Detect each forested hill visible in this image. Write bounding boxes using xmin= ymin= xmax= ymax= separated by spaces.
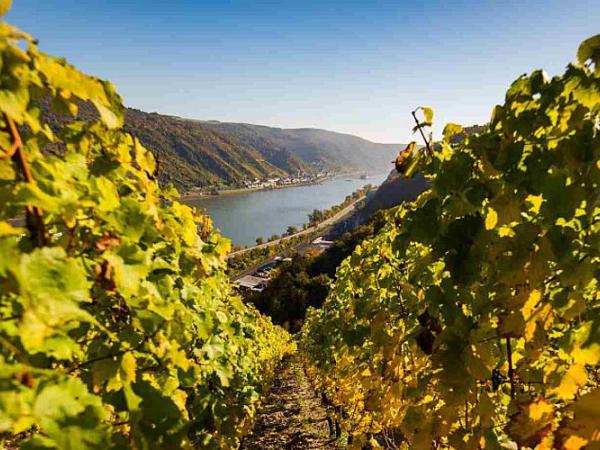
xmin=41 ymin=102 xmax=400 ymax=190
xmin=201 ymin=121 xmax=400 ymax=174
xmin=124 ymin=108 xmax=305 ymax=189
xmin=127 ymin=113 xmax=402 ymax=190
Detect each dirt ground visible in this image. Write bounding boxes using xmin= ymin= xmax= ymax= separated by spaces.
xmin=240 ymin=356 xmax=341 ymax=450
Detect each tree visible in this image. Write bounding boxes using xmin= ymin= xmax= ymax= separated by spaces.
xmin=287 ymin=225 xmax=298 ymax=235
xmin=256 ymin=236 xmax=264 ymax=245
xmin=309 ymin=208 xmax=324 ymax=224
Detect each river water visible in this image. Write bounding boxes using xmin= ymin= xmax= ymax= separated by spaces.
xmin=184 ymin=172 xmax=389 ymax=247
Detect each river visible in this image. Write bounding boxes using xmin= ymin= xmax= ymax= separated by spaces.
xmin=183 ymin=172 xmax=389 ymax=247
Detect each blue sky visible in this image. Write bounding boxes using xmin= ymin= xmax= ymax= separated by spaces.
xmin=6 ymin=1 xmax=599 ymax=142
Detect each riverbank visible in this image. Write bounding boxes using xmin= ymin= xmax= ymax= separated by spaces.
xmin=227 ymin=194 xmax=365 ymax=259
xmin=184 ymin=172 xmax=388 ymax=247
xmin=180 ymin=174 xmax=334 ymax=200
xmin=179 ymin=170 xmax=378 ymax=201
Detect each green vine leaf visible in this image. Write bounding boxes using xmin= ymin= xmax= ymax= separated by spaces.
xmin=300 ymin=34 xmax=600 ymax=449
xmin=0 ymin=16 xmax=293 ymax=448
xmin=577 ymin=34 xmax=600 ymax=70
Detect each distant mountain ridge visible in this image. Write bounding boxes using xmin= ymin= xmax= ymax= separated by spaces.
xmin=201 ymin=121 xmax=400 ymax=174
xmin=40 ymin=102 xmax=402 ymax=190
xmin=150 ymin=114 xmax=402 ymax=189
xmin=124 ymin=109 xmax=306 ymax=189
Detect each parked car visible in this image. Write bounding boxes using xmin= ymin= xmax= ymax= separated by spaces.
xmin=256 ymin=270 xmax=270 ymax=279
xmin=250 ymin=284 xmax=266 ymax=292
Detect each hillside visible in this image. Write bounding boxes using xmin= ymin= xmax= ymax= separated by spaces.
xmin=124 ymin=109 xmax=307 ymax=189
xmin=135 ymin=113 xmax=400 ymax=190
xmin=359 ymin=169 xmax=429 ymax=219
xmin=2 ymin=4 xmax=598 ymax=449
xmin=203 ymin=121 xmax=399 ymax=173
xmin=42 ymin=102 xmax=400 ymax=190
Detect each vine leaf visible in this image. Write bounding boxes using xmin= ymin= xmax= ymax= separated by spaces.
xmin=393 ymin=141 xmax=416 ymax=174
xmin=420 ymin=106 xmax=434 ymax=124
xmin=505 ymin=398 xmax=555 ymax=449
xmin=556 ymin=389 xmax=600 ymax=449
xmin=0 ymin=0 xmax=11 ymax=17
xmin=442 ymin=123 xmax=463 ymax=141
xmin=577 ymin=34 xmax=600 ymax=69
xmin=485 ymin=207 xmax=498 ymax=230
xmin=550 ymin=364 xmax=587 ymax=401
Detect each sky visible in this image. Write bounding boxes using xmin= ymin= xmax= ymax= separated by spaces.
xmin=6 ymin=1 xmax=600 ymax=143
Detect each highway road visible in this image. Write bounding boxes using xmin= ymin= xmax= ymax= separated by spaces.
xmin=230 ymin=197 xmax=363 ymax=282
xmin=227 ymin=196 xmax=365 ymax=259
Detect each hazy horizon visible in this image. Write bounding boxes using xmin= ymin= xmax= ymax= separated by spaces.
xmin=10 ymin=0 xmax=599 ymax=142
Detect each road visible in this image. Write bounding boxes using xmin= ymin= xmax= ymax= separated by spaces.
xmin=227 ymin=196 xmax=365 ymax=259
xmin=230 ymin=196 xmax=363 ymax=282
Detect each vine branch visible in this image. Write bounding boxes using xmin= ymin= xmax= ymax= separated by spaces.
xmin=506 ymin=337 xmax=516 ymax=399
xmin=3 ymin=114 xmax=47 ymax=247
xmin=411 ymin=109 xmax=433 ymax=156
xmin=68 ymin=326 xmax=162 ymax=373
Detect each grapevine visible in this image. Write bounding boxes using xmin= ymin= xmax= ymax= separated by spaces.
xmin=301 ymin=35 xmax=600 ymax=449
xmin=0 ymin=5 xmax=291 ymax=449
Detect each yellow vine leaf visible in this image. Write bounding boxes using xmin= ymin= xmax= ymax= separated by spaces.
xmin=0 ymin=0 xmax=11 ymax=17
xmin=0 ymin=221 xmax=22 ymax=236
xmin=172 ymin=389 xmax=189 ymax=416
xmin=530 ymin=398 xmax=554 ymax=421
xmin=485 ymin=207 xmax=498 ymax=230
xmin=498 ymin=225 xmax=516 ymax=237
xmin=551 ymin=364 xmax=587 ymax=401
xmin=506 ymin=398 xmax=555 ymax=448
xmin=120 ymin=352 xmax=137 ymax=384
xmin=523 ymin=289 xmax=542 ymax=319
xmin=442 ymin=123 xmax=463 ymax=141
xmin=556 ymin=389 xmax=600 ymax=449
xmin=523 ymin=289 xmax=544 ymax=340
xmin=526 ymin=194 xmax=544 ymax=214
xmin=420 ymin=106 xmax=434 ymax=123
xmin=562 ymin=435 xmax=589 ymax=450
xmin=572 ymin=344 xmax=600 ymax=366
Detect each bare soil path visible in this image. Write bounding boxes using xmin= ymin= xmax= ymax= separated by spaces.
xmin=240 ymin=356 xmax=340 ymax=450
